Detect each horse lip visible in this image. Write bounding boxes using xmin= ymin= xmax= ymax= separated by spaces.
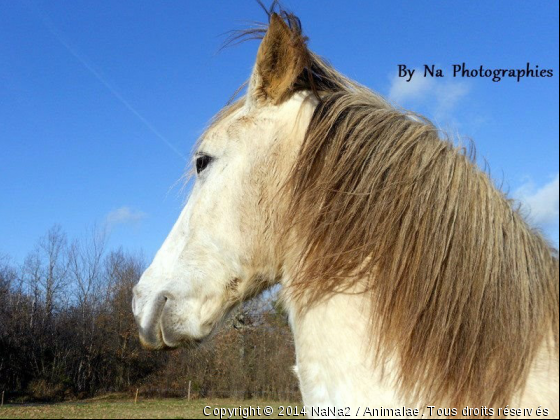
xmin=136 ymin=292 xmax=168 ymax=349
xmin=131 ymin=286 xmax=139 ymax=316
xmin=140 ymin=329 xmax=170 ymax=351
xmin=131 ymin=295 xmax=137 ymax=315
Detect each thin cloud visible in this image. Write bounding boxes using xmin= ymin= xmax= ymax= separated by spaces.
xmin=388 ymin=69 xmax=470 ymax=122
xmin=515 ymin=174 xmax=559 ymax=227
xmin=105 ymin=207 xmax=147 ymax=229
xmin=388 ymin=71 xmax=434 ymax=104
xmin=433 ymin=82 xmax=470 ymax=121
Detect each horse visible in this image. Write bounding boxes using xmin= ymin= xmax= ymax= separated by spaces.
xmin=132 ymin=8 xmax=559 ymax=418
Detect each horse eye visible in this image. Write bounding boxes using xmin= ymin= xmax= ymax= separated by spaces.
xmin=195 ymin=154 xmax=213 ymax=175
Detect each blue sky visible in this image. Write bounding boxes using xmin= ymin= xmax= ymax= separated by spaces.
xmin=1 ymin=1 xmax=558 ymax=264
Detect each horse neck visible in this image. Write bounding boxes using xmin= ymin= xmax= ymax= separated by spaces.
xmin=281 ymin=285 xmax=402 ymax=408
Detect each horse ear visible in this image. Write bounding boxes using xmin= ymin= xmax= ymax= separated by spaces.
xmin=248 ymin=13 xmax=309 ymax=106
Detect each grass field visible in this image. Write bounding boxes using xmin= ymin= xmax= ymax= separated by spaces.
xmin=0 ymin=398 xmax=304 ymax=419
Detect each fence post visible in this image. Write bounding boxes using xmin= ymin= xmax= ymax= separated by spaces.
xmin=187 ymin=381 xmax=192 ymax=401
xmin=1 ymin=391 xmax=4 ymax=407
xmin=134 ymin=388 xmax=139 ymax=404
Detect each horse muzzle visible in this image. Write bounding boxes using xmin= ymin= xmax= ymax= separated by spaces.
xmin=132 ymin=281 xmax=216 ymax=350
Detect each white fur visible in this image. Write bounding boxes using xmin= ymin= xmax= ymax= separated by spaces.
xmin=133 ymin=90 xmax=558 ymax=418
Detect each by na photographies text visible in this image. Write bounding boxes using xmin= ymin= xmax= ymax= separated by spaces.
xmin=398 ymin=63 xmax=554 ymax=82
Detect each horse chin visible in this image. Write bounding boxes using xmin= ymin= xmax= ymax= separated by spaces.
xmin=158 ymin=305 xmax=238 ymax=351
xmin=155 ymin=325 xmax=207 ymax=351
xmin=140 ymin=324 xmax=209 ymax=351
xmin=139 ymin=335 xmax=172 ymax=351
xmin=159 ymin=310 xmax=227 ymax=351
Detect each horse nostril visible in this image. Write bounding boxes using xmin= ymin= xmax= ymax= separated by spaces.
xmin=159 ymin=294 xmax=170 ymax=310
xmin=161 ymin=291 xmax=173 ymax=303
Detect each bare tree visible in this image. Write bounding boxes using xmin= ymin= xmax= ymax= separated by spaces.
xmin=68 ymin=224 xmax=106 ymax=314
xmin=0 ymin=225 xmax=300 ymax=403
xmin=40 ymin=225 xmax=68 ymax=318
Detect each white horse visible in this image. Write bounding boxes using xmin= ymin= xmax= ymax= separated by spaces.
xmin=133 ymin=10 xmax=559 ymax=418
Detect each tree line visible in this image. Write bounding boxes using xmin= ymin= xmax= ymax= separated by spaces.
xmin=0 ymin=225 xmax=299 ymax=402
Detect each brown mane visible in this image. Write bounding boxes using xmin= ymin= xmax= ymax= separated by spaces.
xmin=221 ymin=4 xmax=560 ymax=410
